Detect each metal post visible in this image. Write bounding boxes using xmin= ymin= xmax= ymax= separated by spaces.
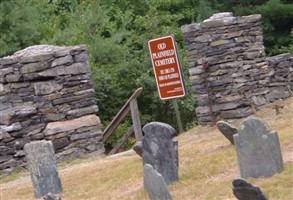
xmin=172 ymin=99 xmax=184 ymax=133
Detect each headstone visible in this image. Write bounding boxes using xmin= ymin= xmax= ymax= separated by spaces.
xmin=232 ymin=178 xmax=267 ymax=200
xmin=24 ymin=140 xmax=62 ymax=198
xmin=216 ymin=121 xmax=238 ymax=144
xmin=43 ymin=192 xmax=62 ymax=200
xmin=143 ymin=164 xmax=173 ymax=200
xmin=142 ymin=122 xmax=178 ymax=184
xmin=234 ymin=117 xmax=284 ymax=178
xmin=132 ymin=141 xmax=142 ymax=157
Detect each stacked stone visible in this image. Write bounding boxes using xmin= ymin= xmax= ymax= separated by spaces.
xmin=181 ymin=12 xmax=287 ymax=124
xmin=266 ymin=53 xmax=293 ymax=101
xmin=0 ymin=45 xmax=104 ymax=173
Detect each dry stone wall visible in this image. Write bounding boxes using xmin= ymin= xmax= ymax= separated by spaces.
xmin=266 ymin=53 xmax=293 ymax=101
xmin=0 ymin=45 xmax=104 ymax=173
xmin=181 ymin=12 xmax=293 ymax=124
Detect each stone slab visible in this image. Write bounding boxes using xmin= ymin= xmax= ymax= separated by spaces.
xmin=232 ymin=178 xmax=267 ymax=200
xmin=216 ymin=121 xmax=238 ymax=144
xmin=44 ymin=115 xmax=100 ymax=136
xmin=143 ymin=164 xmax=173 ymax=200
xmin=34 ymin=81 xmax=62 ymax=95
xmin=142 ymin=122 xmax=178 ymax=184
xmin=24 ymin=140 xmax=62 ymax=198
xmin=132 ymin=141 xmax=142 ymax=157
xmin=234 ymin=117 xmax=284 ymax=178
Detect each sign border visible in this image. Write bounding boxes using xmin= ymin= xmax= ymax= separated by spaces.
xmin=148 ymin=35 xmax=187 ymax=100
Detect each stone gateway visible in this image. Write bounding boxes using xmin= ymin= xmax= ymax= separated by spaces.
xmin=182 ymin=12 xmax=293 ymax=124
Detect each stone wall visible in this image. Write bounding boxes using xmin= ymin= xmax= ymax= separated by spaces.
xmin=181 ymin=12 xmax=292 ymax=124
xmin=266 ymin=53 xmax=293 ymax=101
xmin=0 ymin=45 xmax=104 ymax=174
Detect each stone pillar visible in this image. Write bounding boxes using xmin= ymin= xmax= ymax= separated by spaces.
xmin=181 ymin=13 xmax=269 ymax=124
xmin=0 ymin=44 xmax=104 ymax=174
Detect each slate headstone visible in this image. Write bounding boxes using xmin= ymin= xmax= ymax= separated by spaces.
xmin=234 ymin=117 xmax=284 ymax=178
xmin=143 ymin=164 xmax=173 ymax=200
xmin=24 ymin=140 xmax=62 ymax=198
xmin=142 ymin=122 xmax=178 ymax=184
xmin=232 ymin=178 xmax=267 ymax=200
xmin=216 ymin=121 xmax=238 ymax=144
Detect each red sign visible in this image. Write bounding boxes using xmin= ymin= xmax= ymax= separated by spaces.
xmin=148 ymin=35 xmax=186 ymax=100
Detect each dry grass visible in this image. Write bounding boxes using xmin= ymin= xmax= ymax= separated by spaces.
xmin=1 ymin=97 xmax=292 ymax=200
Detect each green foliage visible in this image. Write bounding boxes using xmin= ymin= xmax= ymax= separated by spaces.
xmin=104 ymin=120 xmax=134 ymax=151
xmin=280 ymin=28 xmax=293 ymax=53
xmin=216 ymin=0 xmax=293 ymax=55
xmin=0 ymin=0 xmax=43 ymax=56
xmin=255 ymin=0 xmax=293 ymax=55
xmin=196 ymin=0 xmax=218 ymax=22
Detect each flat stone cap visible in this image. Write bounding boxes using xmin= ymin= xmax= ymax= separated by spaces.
xmin=0 ymin=44 xmax=87 ymax=65
xmin=14 ymin=44 xmax=86 ymax=57
xmin=203 ymin=12 xmax=233 ymax=22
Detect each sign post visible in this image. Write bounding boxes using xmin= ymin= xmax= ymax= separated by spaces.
xmin=148 ymin=35 xmax=186 ymax=133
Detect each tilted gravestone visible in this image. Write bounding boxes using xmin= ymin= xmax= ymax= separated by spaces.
xmin=142 ymin=122 xmax=178 ymax=184
xmin=232 ymin=178 xmax=267 ymax=200
xmin=132 ymin=141 xmax=142 ymax=157
xmin=234 ymin=117 xmax=284 ymax=178
xmin=143 ymin=164 xmax=173 ymax=200
xmin=216 ymin=121 xmax=238 ymax=144
xmin=24 ymin=140 xmax=62 ymax=198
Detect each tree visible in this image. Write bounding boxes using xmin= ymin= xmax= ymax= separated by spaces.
xmin=215 ymin=0 xmax=293 ymax=55
xmin=0 ymin=0 xmax=43 ymax=56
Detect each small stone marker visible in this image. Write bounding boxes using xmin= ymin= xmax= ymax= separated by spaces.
xmin=143 ymin=164 xmax=173 ymax=200
xmin=132 ymin=141 xmax=142 ymax=157
xmin=274 ymin=104 xmax=284 ymax=115
xmin=216 ymin=121 xmax=238 ymax=144
xmin=234 ymin=117 xmax=284 ymax=178
xmin=142 ymin=122 xmax=178 ymax=184
xmin=24 ymin=140 xmax=62 ymax=198
xmin=43 ymin=192 xmax=62 ymax=200
xmin=232 ymin=178 xmax=267 ymax=200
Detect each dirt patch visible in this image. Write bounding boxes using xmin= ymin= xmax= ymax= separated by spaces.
xmin=282 ymin=140 xmax=293 ymax=164
xmin=0 ymin=175 xmax=31 ymax=191
xmin=205 ymin=167 xmax=239 ymax=183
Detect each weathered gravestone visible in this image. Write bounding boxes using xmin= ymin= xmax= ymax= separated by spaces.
xmin=142 ymin=122 xmax=178 ymax=184
xmin=143 ymin=164 xmax=173 ymax=200
xmin=216 ymin=121 xmax=238 ymax=144
xmin=232 ymin=178 xmax=267 ymax=200
xmin=234 ymin=117 xmax=284 ymax=178
xmin=24 ymin=140 xmax=62 ymax=198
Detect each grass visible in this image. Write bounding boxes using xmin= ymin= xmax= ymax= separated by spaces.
xmin=0 ymin=97 xmax=292 ymax=200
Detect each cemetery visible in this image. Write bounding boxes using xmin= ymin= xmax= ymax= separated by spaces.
xmin=0 ymin=97 xmax=292 ymax=199
xmin=1 ymin=11 xmax=293 ymax=200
